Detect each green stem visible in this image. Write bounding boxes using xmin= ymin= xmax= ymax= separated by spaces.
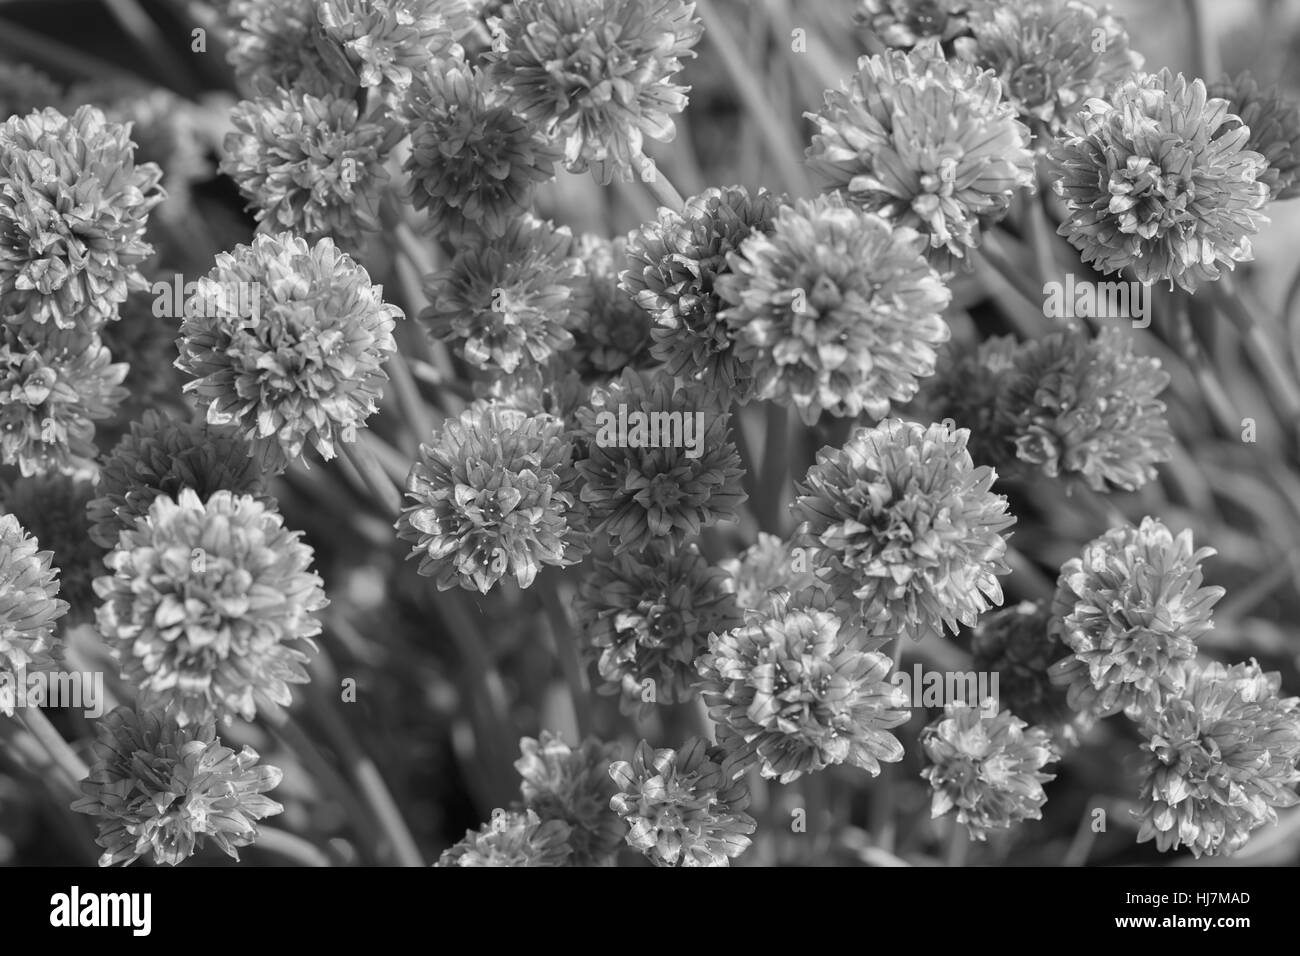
xmin=539 ymin=570 xmax=593 ymax=739
xmin=17 ymin=708 xmax=88 ymax=792
xmin=255 ymin=826 xmax=332 ymax=867
xmin=642 ymin=166 xmax=686 ymax=213
xmin=1183 ymin=0 xmax=1221 ymax=81
xmin=339 ymin=438 xmax=404 ymax=516
xmin=1211 ymin=280 xmax=1300 ymax=427
xmin=729 ymin=405 xmax=762 ymax=512
xmin=946 ymin=823 xmax=969 ymax=867
xmin=757 ymin=402 xmax=789 ymax=534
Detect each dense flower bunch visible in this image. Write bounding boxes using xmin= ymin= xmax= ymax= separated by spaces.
xmin=515 ymin=732 xmax=624 ymax=865
xmin=1049 ymin=69 xmax=1270 ymax=291
xmin=72 ymin=706 xmax=284 ymax=866
xmin=792 ymin=418 xmax=1015 ymax=639
xmin=1133 ymin=660 xmax=1300 ymax=858
xmin=806 ymin=39 xmax=1035 ymax=270
xmin=569 ymin=233 xmax=652 ymax=377
xmin=176 ymin=232 xmax=402 ymax=471
xmin=622 ymin=185 xmax=783 ymax=396
xmin=921 ymin=701 xmax=1058 ymax=840
xmin=574 ymin=369 xmax=746 ymax=553
xmin=487 ymin=0 xmax=703 ymax=184
xmin=1207 ymin=72 xmax=1300 ymax=202
xmin=608 ymin=737 xmax=755 ymax=866
xmin=1048 ymin=517 xmax=1225 ymax=719
xmin=437 ymin=808 xmax=574 ymax=866
xmin=853 ymin=0 xmax=985 ymax=50
xmin=721 ymin=533 xmax=827 ymax=614
xmin=94 ymin=489 xmax=327 ymax=727
xmin=574 ymin=540 xmax=739 ymax=713
xmin=718 ymin=196 xmax=952 ymax=425
xmin=2 ymin=475 xmax=98 ymax=619
xmin=697 ymin=603 xmax=910 ymax=782
xmin=0 ymin=514 xmax=66 ymax=714
xmin=914 ymin=335 xmax=1019 ymax=468
xmin=397 ymin=402 xmax=589 ymax=592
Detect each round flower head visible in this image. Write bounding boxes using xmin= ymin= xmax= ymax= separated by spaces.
xmin=574 ymin=540 xmax=740 ymax=714
xmin=0 ymin=335 xmax=127 ymax=477
xmin=223 ymin=0 xmax=353 ymax=97
xmin=176 ymin=232 xmax=402 ymax=472
xmin=0 ymin=514 xmax=67 ymax=715
xmin=575 ymin=369 xmax=746 ymax=554
xmin=721 ymin=532 xmax=828 ymax=615
xmin=515 ymin=732 xmax=623 ymax=866
xmin=93 ymin=489 xmax=327 ymax=727
xmin=697 ymin=604 xmax=911 ymax=783
xmin=622 ymin=185 xmax=783 ymax=397
xmin=436 ymin=808 xmax=573 ymax=867
xmin=1047 ymin=517 xmax=1224 ymax=719
xmin=1049 ymin=69 xmax=1269 ymax=292
xmin=421 ymin=216 xmax=582 ymax=375
xmin=397 ymin=402 xmax=589 ymax=593
xmin=317 ymin=0 xmax=474 ymax=96
xmin=853 ymin=0 xmax=984 ymax=50
xmin=792 ymin=418 xmax=1015 ymax=640
xmin=487 ymin=0 xmax=703 ymax=184
xmin=0 ymin=106 xmax=163 ymax=336
xmin=806 ymin=40 xmax=1035 ymax=271
xmin=956 ymin=0 xmax=1143 ymax=144
xmin=71 ymin=706 xmax=283 ymax=867
xmin=222 ymin=88 xmax=401 ymax=246
xmin=718 ymin=195 xmax=952 ymax=425
xmin=0 ymin=63 xmax=63 ymax=118
xmin=87 ymin=410 xmax=269 ymax=550
xmin=914 ymin=334 xmax=1019 ymax=468
xmin=570 ymin=233 xmax=652 ymax=377
xmin=403 ymin=63 xmax=560 ymax=239
xmin=1208 ymin=72 xmax=1300 ymax=202
xmin=921 ymin=701 xmax=1058 ymax=841
xmin=2 ymin=475 xmax=97 ymax=622
xmin=997 ymin=327 xmax=1173 ymax=492
xmin=1134 ymin=660 xmax=1300 ymax=859
xmin=608 ymin=737 xmax=756 ymax=867
xmin=972 ymin=599 xmax=1087 ymax=746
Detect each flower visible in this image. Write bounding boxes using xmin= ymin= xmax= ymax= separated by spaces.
xmin=718 ymin=195 xmax=951 ymax=425
xmin=421 ymin=216 xmax=582 ymax=374
xmin=1134 ymin=660 xmax=1300 ymax=858
xmin=436 ymin=808 xmax=573 ymax=866
xmin=221 ymin=88 xmax=400 ymax=246
xmin=697 ymin=604 xmax=910 ymax=783
xmin=574 ymin=540 xmax=740 ymax=713
xmin=569 ymin=233 xmax=652 ymax=377
xmin=956 ymin=0 xmax=1143 ymax=144
xmin=1049 ymin=69 xmax=1269 ymax=291
xmin=2 ymin=475 xmax=97 ymax=621
xmin=806 ymin=40 xmax=1035 ymax=271
xmin=515 ymin=732 xmax=624 ymax=866
xmin=913 ymin=335 xmax=1019 ymax=468
xmin=397 ymin=402 xmax=589 ymax=593
xmin=575 ymin=369 xmax=746 ymax=553
xmin=0 ymin=106 xmax=163 ymax=337
xmin=853 ymin=0 xmax=985 ymax=49
xmin=971 ymin=599 xmax=1086 ymax=746
xmin=176 ymin=232 xmax=402 ymax=472
xmin=1208 ymin=72 xmax=1300 ymax=202
xmin=1048 ymin=517 xmax=1225 ymax=719
xmin=0 ymin=514 xmax=67 ymax=715
xmin=317 ymin=0 xmax=474 ymax=95
xmin=0 ymin=335 xmax=127 ymax=477
xmin=792 ymin=418 xmax=1015 ymax=640
xmin=93 ymin=488 xmax=326 ymax=727
xmin=223 ymin=0 xmax=352 ymax=98
xmin=621 ymin=185 xmax=782 ymax=397
xmin=608 ymin=737 xmax=756 ymax=867
xmin=487 ymin=0 xmax=703 ymax=184
xmin=71 ymin=706 xmax=283 ymax=867
xmin=403 ymin=63 xmax=560 ymax=239
xmin=921 ymin=701 xmax=1058 ymax=841
xmin=87 ymin=410 xmax=270 ymax=550
xmin=721 ymin=532 xmax=827 ymax=614
xmin=997 ymin=327 xmax=1173 ymax=492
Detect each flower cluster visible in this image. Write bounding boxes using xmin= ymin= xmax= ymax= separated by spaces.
xmin=721 ymin=533 xmax=827 ymax=614
xmin=697 ymin=604 xmax=910 ymax=783
xmin=853 ymin=0 xmax=984 ymax=50
xmin=515 ymin=732 xmax=624 ymax=866
xmin=72 ymin=706 xmax=284 ymax=867
xmin=0 ymin=514 xmax=66 ymax=715
xmin=608 ymin=737 xmax=756 ymax=867
xmin=806 ymin=39 xmax=1035 ymax=270
xmin=2 ymin=475 xmax=98 ymax=620
xmin=1207 ymin=72 xmax=1300 ymax=203
xmin=1048 ymin=517 xmax=1225 ymax=719
xmin=437 ymin=808 xmax=574 ymax=866
xmin=792 ymin=418 xmax=1015 ymax=640
xmin=569 ymin=233 xmax=652 ymax=378
xmin=93 ymin=489 xmax=327 ymax=727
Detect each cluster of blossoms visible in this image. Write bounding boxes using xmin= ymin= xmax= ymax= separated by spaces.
xmin=0 ymin=514 xmax=67 ymax=714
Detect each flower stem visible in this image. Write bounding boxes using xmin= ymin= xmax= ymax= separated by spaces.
xmin=540 ymin=569 xmax=593 ymax=739
xmin=641 ymin=166 xmax=686 ymax=213
xmin=729 ymin=404 xmax=763 ymax=511
xmin=945 ymin=823 xmax=969 ymax=866
xmin=1183 ymin=0 xmax=1221 ymax=81
xmin=1211 ymin=279 xmax=1300 ymax=430
xmin=16 ymin=708 xmax=88 ymax=792
xmin=757 ymin=402 xmax=789 ymax=534
xmin=255 ymin=826 xmax=332 ymax=867
xmin=339 ymin=438 xmax=404 ymax=516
